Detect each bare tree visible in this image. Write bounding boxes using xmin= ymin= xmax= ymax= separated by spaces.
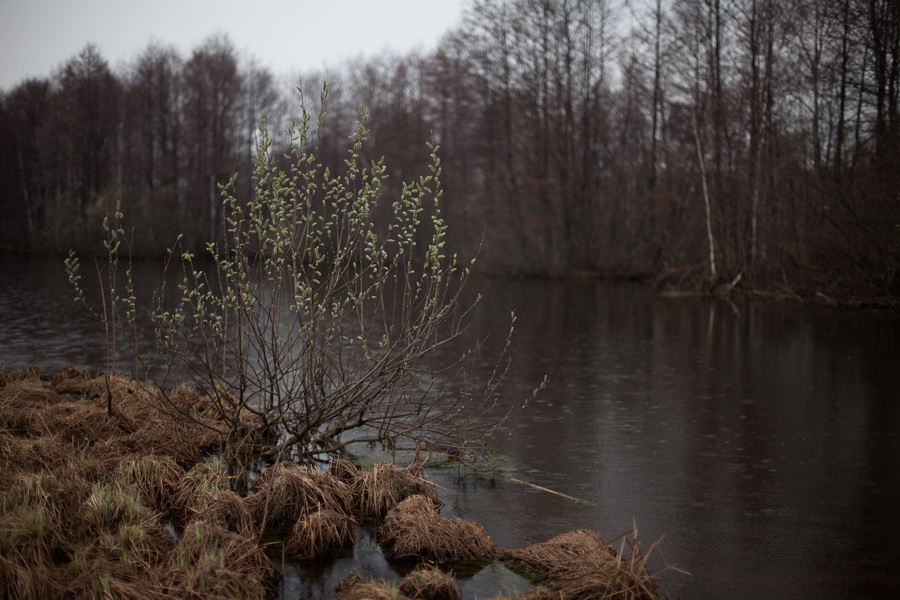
xmin=182 ymin=34 xmax=244 ymax=249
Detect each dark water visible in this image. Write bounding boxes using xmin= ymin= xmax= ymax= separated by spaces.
xmin=2 ymin=255 xmax=899 ymax=599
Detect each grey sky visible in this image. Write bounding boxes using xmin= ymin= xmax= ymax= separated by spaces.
xmin=0 ymin=0 xmax=469 ymax=90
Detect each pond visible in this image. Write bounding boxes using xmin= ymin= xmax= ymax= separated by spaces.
xmin=1 ymin=254 xmax=898 ymax=599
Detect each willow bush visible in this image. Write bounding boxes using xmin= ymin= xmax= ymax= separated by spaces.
xmin=68 ymin=89 xmax=531 ymax=463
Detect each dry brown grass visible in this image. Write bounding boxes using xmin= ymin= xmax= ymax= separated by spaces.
xmin=0 ymin=368 xmax=292 ymax=598
xmin=352 ymin=461 xmax=440 ymax=517
xmin=113 ymin=454 xmax=185 ymax=513
xmin=284 ymin=508 xmax=356 ymax=558
xmin=245 ymin=461 xmax=353 ymax=527
xmin=398 ymin=564 xmax=463 ymax=600
xmin=49 ymin=365 xmax=93 ymax=390
xmin=0 ymin=555 xmax=61 ymax=600
xmin=337 ymin=572 xmax=413 ymax=600
xmin=19 ymin=434 xmax=76 ymax=471
xmin=0 ymin=432 xmax=27 ymax=487
xmin=381 ymin=494 xmax=498 ymax=561
xmin=1 ymin=472 xmax=70 ymax=560
xmin=66 ymin=563 xmax=173 ymax=600
xmin=0 ymin=365 xmax=47 ymax=386
xmin=329 ymin=457 xmax=359 ymax=482
xmin=28 ymin=399 xmax=138 ymax=443
xmin=2 ymin=372 xmax=221 ymax=468
xmin=508 ymin=528 xmax=668 ymax=600
xmin=76 ymin=482 xmax=156 ymax=536
xmin=383 ymin=494 xmax=440 ymax=523
xmin=509 ymin=529 xmax=617 ymax=577
xmin=509 ymin=586 xmax=567 ymax=599
xmin=0 ymin=377 xmax=62 ymax=433
xmin=122 ymin=415 xmax=221 ymax=466
xmin=171 ymin=459 xmax=231 ymax=518
xmin=49 ymin=370 xmax=145 ymax=407
xmin=167 ymin=520 xmax=277 ymax=599
xmin=188 ymin=489 xmax=257 ymax=536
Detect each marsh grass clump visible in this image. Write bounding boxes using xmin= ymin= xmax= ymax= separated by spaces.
xmin=398 ymin=564 xmax=463 ymax=600
xmin=329 ymin=457 xmax=359 ymax=483
xmin=0 ymin=556 xmax=60 ymax=600
xmin=73 ymin=566 xmax=171 ymax=600
xmin=0 ymin=432 xmax=27 ymax=486
xmin=1 ymin=473 xmax=69 ymax=559
xmin=0 ymin=368 xmax=299 ymax=597
xmin=337 ymin=572 xmax=412 ymax=600
xmin=123 ymin=413 xmax=221 ymax=466
xmin=0 ymin=376 xmax=61 ymax=434
xmin=50 ymin=373 xmax=136 ymax=402
xmin=245 ymin=462 xmax=352 ymax=527
xmin=173 ymin=459 xmax=230 ymax=500
xmin=189 ymin=489 xmax=256 ymax=536
xmin=0 ymin=365 xmax=47 ymax=387
xmin=382 ymin=494 xmax=440 ymax=524
xmin=77 ymin=482 xmax=153 ymax=536
xmin=101 ymin=521 xmax=174 ymax=567
xmin=509 ymin=529 xmax=618 ymax=577
xmin=19 ymin=434 xmax=75 ymax=472
xmin=353 ymin=461 xmax=439 ymax=517
xmin=167 ymin=520 xmax=277 ymax=599
xmin=380 ymin=494 xmax=498 ymax=561
xmin=113 ymin=455 xmax=185 ymax=514
xmin=284 ymin=508 xmax=356 ymax=558
xmin=508 ymin=528 xmax=668 ymax=600
xmin=49 ymin=365 xmax=93 ymax=390
xmin=29 ymin=399 xmax=137 ymax=443
xmin=67 ymin=519 xmax=175 ymax=596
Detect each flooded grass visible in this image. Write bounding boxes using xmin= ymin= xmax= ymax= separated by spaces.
xmin=1 ymin=366 xmax=674 ymax=599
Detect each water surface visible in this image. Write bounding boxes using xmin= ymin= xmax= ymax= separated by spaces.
xmin=1 ymin=255 xmax=898 ymax=599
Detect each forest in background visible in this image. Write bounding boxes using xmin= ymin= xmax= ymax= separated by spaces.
xmin=1 ymin=0 xmax=897 ymax=303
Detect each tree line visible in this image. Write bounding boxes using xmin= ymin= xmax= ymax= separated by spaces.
xmin=1 ymin=0 xmax=897 ymax=302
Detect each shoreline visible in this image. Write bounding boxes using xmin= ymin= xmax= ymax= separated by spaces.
xmin=1 ymin=366 xmax=674 ymax=599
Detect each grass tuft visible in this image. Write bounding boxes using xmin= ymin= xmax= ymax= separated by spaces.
xmin=380 ymin=494 xmax=498 ymax=561
xmin=352 ymin=461 xmax=439 ymax=517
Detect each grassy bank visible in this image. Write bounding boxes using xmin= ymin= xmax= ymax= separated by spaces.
xmin=1 ymin=366 xmax=674 ymax=599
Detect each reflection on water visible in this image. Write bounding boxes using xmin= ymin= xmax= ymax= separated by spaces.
xmin=1 ymin=255 xmax=898 ymax=599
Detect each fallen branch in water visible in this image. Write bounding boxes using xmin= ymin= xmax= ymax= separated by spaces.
xmin=508 ymin=477 xmax=594 ymax=505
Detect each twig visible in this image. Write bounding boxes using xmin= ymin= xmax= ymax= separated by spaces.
xmin=508 ymin=478 xmax=594 ymax=505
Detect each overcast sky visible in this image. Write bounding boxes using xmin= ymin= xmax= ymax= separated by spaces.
xmin=0 ymin=0 xmax=470 ymax=91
